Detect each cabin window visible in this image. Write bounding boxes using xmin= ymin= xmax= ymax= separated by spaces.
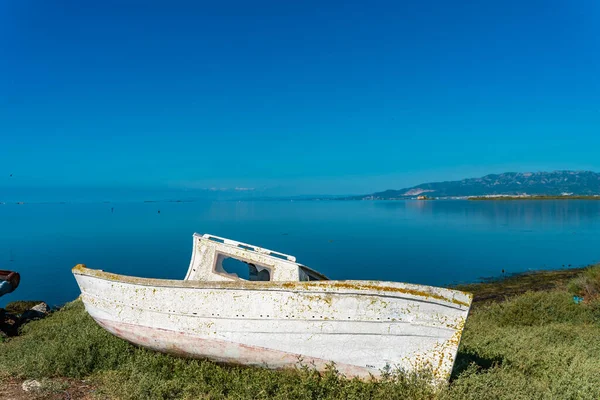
xmin=217 ymin=255 xmax=271 ymax=281
xmin=248 ymin=264 xmax=271 ymax=281
xmin=299 ymin=266 xmax=325 ymax=281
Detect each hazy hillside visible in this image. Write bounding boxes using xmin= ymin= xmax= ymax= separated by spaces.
xmin=361 ymin=171 xmax=600 ymax=199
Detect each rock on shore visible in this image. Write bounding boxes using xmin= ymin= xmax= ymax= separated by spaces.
xmin=0 ymin=301 xmax=51 ymax=337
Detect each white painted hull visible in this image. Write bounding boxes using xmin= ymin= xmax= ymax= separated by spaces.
xmin=73 ymin=266 xmax=471 ymax=382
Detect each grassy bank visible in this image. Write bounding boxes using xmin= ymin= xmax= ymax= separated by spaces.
xmin=2 ymin=265 xmax=600 ymax=399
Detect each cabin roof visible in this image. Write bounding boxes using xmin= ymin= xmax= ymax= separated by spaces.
xmin=191 ymin=233 xmax=330 ymax=281
xmin=194 ymin=233 xmax=297 ymax=262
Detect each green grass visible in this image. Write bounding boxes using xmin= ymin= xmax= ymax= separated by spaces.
xmin=446 ymin=290 xmax=600 ymax=399
xmin=3 ymin=266 xmax=600 ymax=399
xmin=568 ymin=266 xmax=600 ymax=302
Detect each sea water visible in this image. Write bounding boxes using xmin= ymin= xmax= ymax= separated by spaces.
xmin=1 ymin=200 xmax=599 ymax=307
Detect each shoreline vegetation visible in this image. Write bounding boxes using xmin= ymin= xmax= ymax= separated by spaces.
xmin=2 ymin=265 xmax=600 ymax=399
xmin=468 ymin=195 xmax=600 ymax=201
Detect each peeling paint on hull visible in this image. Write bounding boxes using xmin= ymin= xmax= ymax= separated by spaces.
xmin=74 ymin=269 xmax=472 ymax=382
xmin=72 ymin=233 xmax=472 ymax=382
xmin=95 ymin=317 xmax=372 ymax=378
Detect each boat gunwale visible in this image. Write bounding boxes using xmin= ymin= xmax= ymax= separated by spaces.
xmin=72 ymin=264 xmax=472 ymax=308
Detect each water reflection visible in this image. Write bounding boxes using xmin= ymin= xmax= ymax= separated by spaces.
xmin=375 ymin=200 xmax=600 ymax=229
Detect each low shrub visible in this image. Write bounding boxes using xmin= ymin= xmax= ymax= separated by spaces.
xmin=568 ymin=264 xmax=600 ymax=302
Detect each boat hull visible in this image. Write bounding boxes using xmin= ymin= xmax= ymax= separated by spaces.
xmin=95 ymin=317 xmax=372 ymax=377
xmin=73 ymin=266 xmax=472 ymax=382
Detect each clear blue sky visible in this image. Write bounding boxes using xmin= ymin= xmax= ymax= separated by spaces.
xmin=1 ymin=0 xmax=599 ymax=196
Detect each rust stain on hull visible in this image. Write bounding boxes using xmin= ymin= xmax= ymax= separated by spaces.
xmin=73 ymin=264 xmax=471 ymax=308
xmin=71 ymin=233 xmax=472 ymax=384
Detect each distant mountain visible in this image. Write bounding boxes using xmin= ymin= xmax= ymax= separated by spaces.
xmin=360 ymin=171 xmax=600 ymax=199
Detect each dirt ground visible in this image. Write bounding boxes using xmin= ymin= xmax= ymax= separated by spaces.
xmin=454 ymin=267 xmax=585 ymax=307
xmin=0 ymin=378 xmax=97 ymax=400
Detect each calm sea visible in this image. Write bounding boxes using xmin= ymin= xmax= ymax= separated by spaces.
xmin=1 ymin=200 xmax=599 ymax=307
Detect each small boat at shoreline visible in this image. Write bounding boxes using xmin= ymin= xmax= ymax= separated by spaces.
xmin=72 ymin=233 xmax=472 ymax=382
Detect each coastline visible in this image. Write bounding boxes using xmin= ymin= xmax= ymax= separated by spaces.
xmin=468 ymin=195 xmax=600 ymax=201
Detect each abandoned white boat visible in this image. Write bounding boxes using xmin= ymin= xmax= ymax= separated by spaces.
xmin=72 ymin=233 xmax=472 ymax=382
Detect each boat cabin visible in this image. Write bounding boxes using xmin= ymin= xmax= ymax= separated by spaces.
xmin=185 ymin=233 xmax=328 ymax=282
